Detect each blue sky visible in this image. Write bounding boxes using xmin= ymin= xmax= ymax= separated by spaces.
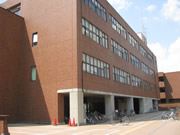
xmin=0 ymin=0 xmax=6 ymax=4
xmin=107 ymin=0 xmax=180 ymax=73
xmin=1 ymin=0 xmax=180 ymax=73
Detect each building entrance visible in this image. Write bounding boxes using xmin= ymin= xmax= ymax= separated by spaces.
xmin=64 ymin=94 xmax=69 ymax=124
xmin=134 ymin=98 xmax=140 ymax=114
xmin=84 ymin=95 xmax=105 ymax=117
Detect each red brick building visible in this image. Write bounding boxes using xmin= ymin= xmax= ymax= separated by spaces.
xmin=0 ymin=0 xmax=159 ymax=125
xmin=158 ymin=72 xmax=180 ymax=109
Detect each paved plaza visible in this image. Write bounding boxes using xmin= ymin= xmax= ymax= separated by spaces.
xmin=8 ymin=111 xmax=180 ymax=135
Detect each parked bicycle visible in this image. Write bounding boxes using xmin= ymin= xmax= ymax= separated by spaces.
xmin=110 ymin=110 xmax=130 ymax=125
xmin=126 ymin=110 xmax=135 ymax=117
xmin=162 ymin=108 xmax=179 ymax=120
xmin=86 ymin=111 xmax=107 ymax=124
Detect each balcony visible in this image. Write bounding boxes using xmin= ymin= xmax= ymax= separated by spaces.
xmin=160 ymin=93 xmax=166 ymax=99
xmin=159 ymin=82 xmax=165 ymax=88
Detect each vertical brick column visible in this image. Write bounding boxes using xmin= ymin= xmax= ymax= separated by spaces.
xmin=0 ymin=115 xmax=10 ymax=135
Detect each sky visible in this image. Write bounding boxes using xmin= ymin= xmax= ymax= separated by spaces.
xmin=1 ymin=0 xmax=180 ymax=73
xmin=107 ymin=0 xmax=180 ymax=73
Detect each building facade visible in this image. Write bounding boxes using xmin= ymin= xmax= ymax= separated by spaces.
xmin=158 ymin=72 xmax=180 ymax=109
xmin=0 ymin=0 xmax=159 ymax=125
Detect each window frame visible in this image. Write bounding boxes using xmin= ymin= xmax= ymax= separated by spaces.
xmin=32 ymin=32 xmax=38 ymax=46
xmin=31 ymin=66 xmax=37 ymax=81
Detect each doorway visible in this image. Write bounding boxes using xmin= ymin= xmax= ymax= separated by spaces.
xmin=134 ymin=98 xmax=140 ymax=114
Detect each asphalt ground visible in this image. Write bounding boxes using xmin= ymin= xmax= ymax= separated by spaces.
xmin=8 ymin=111 xmax=180 ymax=135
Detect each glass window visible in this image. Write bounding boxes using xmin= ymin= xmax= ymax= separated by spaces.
xmin=32 ymin=32 xmax=38 ymax=46
xmin=113 ymin=67 xmax=130 ymax=85
xmin=31 ymin=66 xmax=37 ymax=81
xmin=82 ymin=53 xmax=110 ymax=79
xmin=111 ymin=39 xmax=128 ymax=61
xmin=82 ymin=18 xmax=108 ymax=48
xmin=82 ymin=0 xmax=106 ymax=21
xmin=109 ymin=15 xmax=126 ymax=39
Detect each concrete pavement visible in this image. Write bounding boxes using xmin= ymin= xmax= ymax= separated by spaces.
xmin=8 ymin=111 xmax=180 ymax=135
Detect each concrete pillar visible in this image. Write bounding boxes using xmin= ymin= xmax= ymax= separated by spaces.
xmin=139 ymin=98 xmax=153 ymax=114
xmin=105 ymin=95 xmax=115 ymax=118
xmin=126 ymin=97 xmax=134 ymax=113
xmin=70 ymin=90 xmax=85 ymax=126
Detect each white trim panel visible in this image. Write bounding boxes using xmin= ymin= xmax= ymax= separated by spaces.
xmin=57 ymin=88 xmax=159 ymax=100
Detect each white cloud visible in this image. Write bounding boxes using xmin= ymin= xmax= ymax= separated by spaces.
xmin=146 ymin=5 xmax=157 ymax=12
xmin=148 ymin=37 xmax=180 ymax=72
xmin=162 ymin=0 xmax=180 ymax=22
xmin=107 ymin=0 xmax=133 ymax=11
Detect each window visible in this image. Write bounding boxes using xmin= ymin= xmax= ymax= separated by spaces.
xmin=128 ymin=33 xmax=139 ymax=50
xmin=82 ymin=18 xmax=108 ymax=48
xmin=113 ymin=67 xmax=130 ymax=85
xmin=32 ymin=32 xmax=38 ymax=46
xmin=31 ymin=66 xmax=37 ymax=81
xmin=148 ymin=54 xmax=153 ymax=63
xmin=130 ymin=54 xmax=141 ymax=69
xmin=9 ymin=4 xmax=21 ymax=16
xmin=109 ymin=15 xmax=126 ymax=39
xmin=169 ymin=99 xmax=180 ymax=103
xmin=82 ymin=0 xmax=107 ymax=21
xmin=160 ymin=88 xmax=165 ymax=93
xmin=140 ymin=45 xmax=147 ymax=57
xmin=140 ymin=45 xmax=154 ymax=64
xmin=141 ymin=62 xmax=149 ymax=74
xmin=159 ymin=99 xmax=166 ymax=104
xmin=83 ymin=53 xmax=110 ymax=79
xmin=159 ymin=77 xmax=164 ymax=82
xmin=132 ymin=75 xmax=142 ymax=88
xmin=143 ymin=80 xmax=156 ymax=91
xmin=149 ymin=69 xmax=155 ymax=77
xmin=111 ymin=39 xmax=128 ymax=61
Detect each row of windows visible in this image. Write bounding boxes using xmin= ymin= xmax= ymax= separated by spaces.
xmin=147 ymin=54 xmax=153 ymax=63
xmin=149 ymin=69 xmax=155 ymax=77
xmin=81 ymin=18 xmax=155 ymax=78
xmin=113 ymin=67 xmax=130 ymax=85
xmin=140 ymin=45 xmax=147 ymax=57
xmin=160 ymin=99 xmax=180 ymax=104
xmin=142 ymin=63 xmax=149 ymax=74
xmin=142 ymin=62 xmax=155 ymax=77
xmin=130 ymin=54 xmax=155 ymax=77
xmin=111 ymin=39 xmax=128 ymax=61
xmin=143 ymin=80 xmax=156 ymax=91
xmin=132 ymin=75 xmax=142 ymax=88
xmin=83 ymin=53 xmax=110 ymax=79
xmin=81 ymin=1 xmax=154 ymax=65
xmin=82 ymin=0 xmax=107 ymax=21
xmin=132 ymin=75 xmax=156 ymax=91
xmin=82 ymin=54 xmax=156 ymax=91
xmin=169 ymin=99 xmax=180 ymax=103
xmin=140 ymin=45 xmax=154 ymax=64
xmin=109 ymin=15 xmax=127 ymax=39
xmin=82 ymin=18 xmax=108 ymax=48
xmin=128 ymin=34 xmax=139 ymax=51
xmin=130 ymin=54 xmax=141 ymax=69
